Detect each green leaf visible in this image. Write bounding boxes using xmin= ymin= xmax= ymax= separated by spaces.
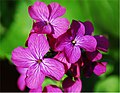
xmin=94 ymin=76 xmax=119 ymax=92
xmin=0 ymin=1 xmax=32 ymax=61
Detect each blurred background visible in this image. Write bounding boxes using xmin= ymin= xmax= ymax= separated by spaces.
xmin=0 ymin=0 xmax=119 ymax=92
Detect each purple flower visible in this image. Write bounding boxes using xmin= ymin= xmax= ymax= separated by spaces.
xmin=43 ymin=85 xmax=62 ymax=92
xmin=55 ymin=20 xmax=97 ymax=63
xmin=16 ymin=67 xmax=27 ymax=91
xmin=11 ymin=33 xmax=65 ymax=89
xmin=62 ymin=77 xmax=82 ymax=92
xmin=28 ymin=1 xmax=70 ymax=38
xmin=83 ymin=51 xmax=107 ymax=77
xmin=30 ymin=85 xmax=62 ymax=92
xmin=54 ymin=52 xmax=71 ymax=72
xmin=93 ymin=62 xmax=107 ymax=76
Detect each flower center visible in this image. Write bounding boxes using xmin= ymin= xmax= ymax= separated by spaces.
xmin=72 ymin=40 xmax=76 ymax=45
xmin=37 ymin=59 xmax=42 ymax=63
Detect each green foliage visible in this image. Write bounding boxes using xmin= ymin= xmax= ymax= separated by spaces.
xmin=94 ymin=76 xmax=119 ymax=92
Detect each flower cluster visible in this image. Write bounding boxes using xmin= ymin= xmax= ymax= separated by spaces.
xmin=11 ymin=1 xmax=109 ymax=92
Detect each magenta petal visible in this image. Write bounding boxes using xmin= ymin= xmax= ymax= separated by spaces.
xmin=48 ymin=2 xmax=66 ymax=20
xmin=62 ymin=77 xmax=82 ymax=92
xmin=28 ymin=33 xmax=50 ymax=59
xmin=17 ymin=75 xmax=26 ymax=91
xmin=17 ymin=67 xmax=28 ymax=74
xmin=86 ymin=51 xmax=102 ymax=61
xmin=47 ymin=35 xmax=56 ymax=50
xmin=71 ymin=20 xmax=85 ymax=37
xmin=51 ymin=18 xmax=70 ymax=38
xmin=41 ymin=58 xmax=65 ymax=80
xmin=64 ymin=44 xmax=81 ymax=63
xmin=55 ymin=32 xmax=71 ymax=51
xmin=83 ymin=21 xmax=94 ymax=35
xmin=26 ymin=64 xmax=45 ymax=89
xmin=30 ymin=86 xmax=42 ymax=93
xmin=76 ymin=35 xmax=97 ymax=52
xmin=94 ymin=35 xmax=109 ymax=52
xmin=93 ymin=62 xmax=107 ymax=76
xmin=28 ymin=1 xmax=49 ymax=21
xmin=11 ymin=47 xmax=36 ymax=68
xmin=43 ymin=85 xmax=62 ymax=92
xmin=32 ymin=22 xmax=52 ymax=34
xmin=54 ymin=52 xmax=71 ymax=71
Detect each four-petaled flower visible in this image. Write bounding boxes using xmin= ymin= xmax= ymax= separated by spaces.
xmin=28 ymin=1 xmax=69 ymax=38
xmin=12 ymin=33 xmax=65 ymax=89
xmin=55 ymin=20 xmax=97 ymax=63
xmin=11 ymin=1 xmax=109 ymax=92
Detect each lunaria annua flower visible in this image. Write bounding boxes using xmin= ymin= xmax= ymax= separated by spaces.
xmin=28 ymin=1 xmax=69 ymax=38
xmin=12 ymin=33 xmax=65 ymax=89
xmin=55 ymin=20 xmax=97 ymax=63
xmin=11 ymin=1 xmax=109 ymax=92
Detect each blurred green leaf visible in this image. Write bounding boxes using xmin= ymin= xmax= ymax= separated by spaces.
xmin=94 ymin=76 xmax=119 ymax=92
xmin=0 ymin=1 xmax=32 ymax=61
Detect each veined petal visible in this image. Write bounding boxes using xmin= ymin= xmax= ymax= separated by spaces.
xmin=28 ymin=1 xmax=49 ymax=21
xmin=64 ymin=44 xmax=81 ymax=63
xmin=94 ymin=35 xmax=109 ymax=52
xmin=41 ymin=58 xmax=65 ymax=80
xmin=29 ymin=86 xmax=42 ymax=93
xmin=43 ymin=85 xmax=62 ymax=92
xmin=33 ymin=22 xmax=53 ymax=34
xmin=51 ymin=18 xmax=70 ymax=38
xmin=83 ymin=21 xmax=94 ymax=35
xmin=17 ymin=75 xmax=26 ymax=91
xmin=11 ymin=47 xmax=36 ymax=68
xmin=86 ymin=51 xmax=102 ymax=62
xmin=26 ymin=63 xmax=45 ymax=89
xmin=76 ymin=35 xmax=97 ymax=52
xmin=62 ymin=77 xmax=82 ymax=92
xmin=28 ymin=33 xmax=50 ymax=59
xmin=55 ymin=32 xmax=71 ymax=51
xmin=71 ymin=20 xmax=85 ymax=37
xmin=93 ymin=62 xmax=107 ymax=76
xmin=54 ymin=52 xmax=71 ymax=71
xmin=48 ymin=2 xmax=66 ymax=20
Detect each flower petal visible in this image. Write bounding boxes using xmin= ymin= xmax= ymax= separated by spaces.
xmin=64 ymin=44 xmax=81 ymax=63
xmin=86 ymin=50 xmax=102 ymax=62
xmin=28 ymin=33 xmax=50 ymax=59
xmin=54 ymin=52 xmax=71 ymax=72
xmin=62 ymin=77 xmax=82 ymax=92
xmin=43 ymin=85 xmax=62 ymax=92
xmin=55 ymin=32 xmax=71 ymax=51
xmin=83 ymin=21 xmax=94 ymax=35
xmin=47 ymin=35 xmax=57 ymax=50
xmin=29 ymin=86 xmax=42 ymax=93
xmin=26 ymin=63 xmax=45 ymax=89
xmin=41 ymin=58 xmax=65 ymax=80
xmin=17 ymin=75 xmax=26 ymax=91
xmin=51 ymin=18 xmax=70 ymax=38
xmin=94 ymin=35 xmax=109 ymax=52
xmin=76 ymin=35 xmax=97 ymax=52
xmin=48 ymin=2 xmax=66 ymax=20
xmin=33 ymin=22 xmax=53 ymax=34
xmin=71 ymin=20 xmax=85 ymax=37
xmin=28 ymin=1 xmax=49 ymax=21
xmin=11 ymin=47 xmax=36 ymax=68
xmin=16 ymin=67 xmax=28 ymax=74
xmin=93 ymin=62 xmax=107 ymax=76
